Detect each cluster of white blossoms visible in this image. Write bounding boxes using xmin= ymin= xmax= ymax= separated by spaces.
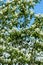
xmin=0 ymin=0 xmax=43 ymax=65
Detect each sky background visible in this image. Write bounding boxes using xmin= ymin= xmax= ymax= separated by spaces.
xmin=34 ymin=0 xmax=43 ymax=14
xmin=30 ymin=0 xmax=43 ymax=26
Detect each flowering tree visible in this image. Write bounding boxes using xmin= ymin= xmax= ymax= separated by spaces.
xmin=0 ymin=0 xmax=43 ymax=65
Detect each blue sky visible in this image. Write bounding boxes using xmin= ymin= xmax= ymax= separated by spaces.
xmin=34 ymin=0 xmax=43 ymax=14
xmin=29 ymin=0 xmax=43 ymax=26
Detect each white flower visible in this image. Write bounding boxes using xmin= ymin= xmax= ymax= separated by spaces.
xmin=0 ymin=10 xmax=3 ymax=14
xmin=3 ymin=45 xmax=6 ymax=50
xmin=3 ymin=52 xmax=10 ymax=58
xmin=36 ymin=39 xmax=39 ymax=43
xmin=30 ymin=10 xmax=34 ymax=15
xmin=41 ymin=14 xmax=43 ymax=17
xmin=40 ymin=41 xmax=43 ymax=46
xmin=36 ymin=51 xmax=43 ymax=62
xmin=31 ymin=24 xmax=36 ymax=28
xmin=0 ymin=63 xmax=2 ymax=65
xmin=40 ymin=31 xmax=43 ymax=36
xmin=35 ymin=14 xmax=39 ymax=17
xmin=26 ymin=53 xmax=31 ymax=59
xmin=12 ymin=59 xmax=17 ymax=63
xmin=21 ymin=48 xmax=25 ymax=52
xmin=0 ymin=0 xmax=3 ymax=1
xmin=16 ymin=63 xmax=18 ymax=65
xmin=35 ymin=28 xmax=40 ymax=33
xmin=25 ymin=63 xmax=28 ymax=65
xmin=0 ymin=38 xmax=4 ymax=42
xmin=35 ymin=56 xmax=43 ymax=62
xmin=6 ymin=0 xmax=12 ymax=3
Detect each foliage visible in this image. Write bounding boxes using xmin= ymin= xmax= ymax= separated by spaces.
xmin=0 ymin=0 xmax=43 ymax=65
